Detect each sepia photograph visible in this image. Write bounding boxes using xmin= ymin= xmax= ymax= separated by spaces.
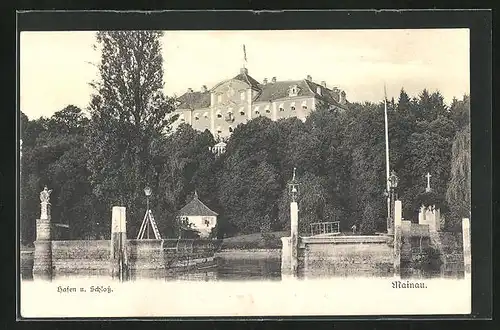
xmin=19 ymin=24 xmax=474 ymax=317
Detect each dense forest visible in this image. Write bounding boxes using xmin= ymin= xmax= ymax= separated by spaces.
xmin=20 ymin=31 xmax=471 ymax=244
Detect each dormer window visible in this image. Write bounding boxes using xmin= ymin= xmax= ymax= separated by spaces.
xmin=288 ymin=85 xmax=299 ymax=97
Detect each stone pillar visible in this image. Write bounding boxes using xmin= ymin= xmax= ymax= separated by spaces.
xmin=290 ymin=201 xmax=299 ymax=275
xmin=418 ymin=206 xmax=425 ymax=224
xmin=462 ymin=218 xmax=471 ymax=279
xmin=33 ymin=201 xmax=52 ymax=280
xmin=280 ymin=236 xmax=291 ymax=272
xmin=393 ymin=200 xmax=402 ymax=277
xmin=110 ymin=206 xmax=127 ymax=279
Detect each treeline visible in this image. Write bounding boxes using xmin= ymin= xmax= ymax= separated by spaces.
xmin=20 ymin=89 xmax=470 ymax=243
xmin=20 ymin=31 xmax=471 ymax=244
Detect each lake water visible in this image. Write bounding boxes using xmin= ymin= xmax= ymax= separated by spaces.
xmin=21 ymin=254 xmax=283 ymax=282
xmin=21 ymin=251 xmax=460 ymax=282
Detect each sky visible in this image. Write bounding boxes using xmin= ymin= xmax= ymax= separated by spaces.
xmin=20 ymin=29 xmax=470 ymax=119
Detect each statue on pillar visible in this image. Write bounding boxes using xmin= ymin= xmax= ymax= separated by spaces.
xmin=39 ymin=186 xmax=52 ymax=219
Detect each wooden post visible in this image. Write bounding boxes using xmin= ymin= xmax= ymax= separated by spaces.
xmin=110 ymin=206 xmax=127 ymax=280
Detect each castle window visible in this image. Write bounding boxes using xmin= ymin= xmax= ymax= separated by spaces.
xmin=239 ymin=107 xmax=245 ymax=116
xmin=203 ymin=112 xmax=209 ymax=118
xmin=240 ymin=91 xmax=245 ymax=100
xmin=217 ymin=94 xmax=222 ymax=103
xmin=288 ymin=85 xmax=299 ymax=97
xmin=302 ymin=101 xmax=308 ymax=109
xmin=290 ymin=102 xmax=296 ymax=111
xmin=254 ymin=106 xmax=259 ymax=114
xmin=279 ymin=103 xmax=284 ymax=111
xmin=229 ymin=126 xmax=233 ymax=133
xmin=216 ymin=111 xmax=222 ymax=118
xmin=265 ymin=105 xmax=271 ymax=113
xmin=255 ymin=110 xmax=260 ymax=115
xmin=194 ymin=114 xmax=200 ymax=120
xmin=216 ymin=126 xmax=222 ymax=134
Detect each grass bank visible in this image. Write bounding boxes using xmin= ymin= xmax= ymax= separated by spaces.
xmin=221 ymin=231 xmax=288 ymax=250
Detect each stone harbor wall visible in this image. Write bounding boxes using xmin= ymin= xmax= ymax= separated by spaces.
xmin=37 ymin=239 xmax=219 ymax=277
xmin=298 ymin=236 xmax=394 ymax=278
xmin=51 ymin=240 xmax=111 ymax=275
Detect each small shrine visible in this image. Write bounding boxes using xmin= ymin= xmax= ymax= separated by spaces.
xmin=178 ymin=191 xmax=218 ymax=238
xmin=418 ymin=172 xmax=442 ymax=232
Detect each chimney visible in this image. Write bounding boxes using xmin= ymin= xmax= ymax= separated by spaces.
xmin=321 ymin=81 xmax=327 ymax=88
xmin=263 ymin=78 xmax=268 ymax=85
xmin=271 ymin=77 xmax=277 ymax=83
xmin=316 ymin=86 xmax=322 ymax=95
xmin=187 ymin=88 xmax=193 ymax=93
xmin=240 ymin=67 xmax=248 ymax=75
xmin=201 ymin=85 xmax=207 ymax=92
xmin=306 ymin=75 xmax=312 ymax=81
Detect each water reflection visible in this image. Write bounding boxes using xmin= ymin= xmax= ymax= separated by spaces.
xmin=21 ymin=255 xmax=283 ymax=282
xmin=21 ymin=253 xmax=462 ymax=282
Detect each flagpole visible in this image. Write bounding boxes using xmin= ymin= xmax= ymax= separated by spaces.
xmin=384 ymin=84 xmax=391 ymax=233
xmin=243 ymin=44 xmax=247 ymax=68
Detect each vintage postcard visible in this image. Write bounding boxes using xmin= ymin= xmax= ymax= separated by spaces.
xmin=19 ymin=24 xmax=474 ymax=318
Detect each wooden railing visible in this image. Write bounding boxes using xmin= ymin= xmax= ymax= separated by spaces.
xmin=310 ymin=221 xmax=340 ymax=236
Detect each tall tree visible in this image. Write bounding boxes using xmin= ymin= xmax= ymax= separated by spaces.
xmin=449 ymin=94 xmax=470 ymax=130
xmin=86 ymin=31 xmax=177 ymax=238
xmin=446 ymin=124 xmax=471 ymax=229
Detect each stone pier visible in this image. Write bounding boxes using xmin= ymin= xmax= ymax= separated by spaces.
xmin=393 ymin=200 xmax=402 ymax=277
xmin=281 ymin=200 xmax=299 ymax=276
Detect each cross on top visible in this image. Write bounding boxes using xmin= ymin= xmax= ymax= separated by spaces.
xmin=425 ymin=172 xmax=432 ymax=192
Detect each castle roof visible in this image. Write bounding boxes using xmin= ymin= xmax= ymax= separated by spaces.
xmin=232 ymin=71 xmax=261 ymax=90
xmin=178 ymin=192 xmax=218 ymax=217
xmin=177 ymin=91 xmax=211 ymax=109
xmin=254 ymin=79 xmax=346 ymax=109
xmin=175 ymin=71 xmax=347 ymax=110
